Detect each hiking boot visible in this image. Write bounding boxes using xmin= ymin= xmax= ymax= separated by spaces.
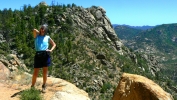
xmin=31 ymin=85 xmax=35 ymax=89
xmin=42 ymin=84 xmax=46 ymax=93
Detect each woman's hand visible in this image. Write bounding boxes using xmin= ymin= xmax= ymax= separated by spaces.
xmin=46 ymin=49 xmax=52 ymax=52
xmin=33 ymin=29 xmax=39 ymax=38
xmin=33 ymin=29 xmax=39 ymax=32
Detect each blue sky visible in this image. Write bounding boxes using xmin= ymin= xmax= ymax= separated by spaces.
xmin=0 ymin=0 xmax=177 ymax=26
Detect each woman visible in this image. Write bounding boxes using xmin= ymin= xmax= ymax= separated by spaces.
xmin=31 ymin=24 xmax=56 ymax=93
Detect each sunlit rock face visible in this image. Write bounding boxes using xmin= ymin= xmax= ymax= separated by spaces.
xmin=112 ymin=73 xmax=174 ymax=100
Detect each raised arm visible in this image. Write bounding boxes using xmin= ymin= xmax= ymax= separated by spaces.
xmin=33 ymin=29 xmax=39 ymax=38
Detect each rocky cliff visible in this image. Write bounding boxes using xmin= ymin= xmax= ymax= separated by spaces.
xmin=51 ymin=4 xmax=161 ymax=76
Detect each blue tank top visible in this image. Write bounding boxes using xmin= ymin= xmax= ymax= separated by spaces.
xmin=35 ymin=35 xmax=50 ymax=51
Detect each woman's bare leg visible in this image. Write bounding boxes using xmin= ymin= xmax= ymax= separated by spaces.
xmin=31 ymin=68 xmax=40 ymax=87
xmin=41 ymin=67 xmax=48 ymax=93
xmin=42 ymin=67 xmax=48 ymax=85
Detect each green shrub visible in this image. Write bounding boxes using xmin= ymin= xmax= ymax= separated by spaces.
xmin=100 ymin=82 xmax=112 ymax=93
xmin=0 ymin=49 xmax=7 ymax=55
xmin=20 ymin=88 xmax=43 ymax=100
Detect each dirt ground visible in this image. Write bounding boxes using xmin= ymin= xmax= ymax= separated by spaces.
xmin=0 ymin=77 xmax=63 ymax=100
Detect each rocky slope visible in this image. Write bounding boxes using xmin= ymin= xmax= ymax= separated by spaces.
xmin=0 ymin=55 xmax=90 ymax=100
xmin=0 ymin=58 xmax=174 ymax=100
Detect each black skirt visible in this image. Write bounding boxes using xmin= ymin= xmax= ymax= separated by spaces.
xmin=34 ymin=51 xmax=51 ymax=68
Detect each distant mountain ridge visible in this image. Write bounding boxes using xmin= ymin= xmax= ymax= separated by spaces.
xmin=112 ymin=24 xmax=155 ymax=30
xmin=114 ymin=23 xmax=177 ymax=59
xmin=114 ymin=23 xmax=177 ymax=83
xmin=114 ymin=25 xmax=142 ymax=40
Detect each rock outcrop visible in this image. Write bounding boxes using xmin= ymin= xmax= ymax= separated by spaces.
xmin=0 ymin=53 xmax=90 ymax=100
xmin=51 ymin=6 xmax=124 ymax=55
xmin=0 ymin=66 xmax=90 ymax=100
xmin=0 ymin=61 xmax=10 ymax=80
xmin=53 ymin=5 xmax=161 ymax=77
xmin=0 ymin=54 xmax=29 ymax=72
xmin=112 ymin=73 xmax=174 ymax=100
xmin=0 ymin=54 xmax=30 ymax=82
